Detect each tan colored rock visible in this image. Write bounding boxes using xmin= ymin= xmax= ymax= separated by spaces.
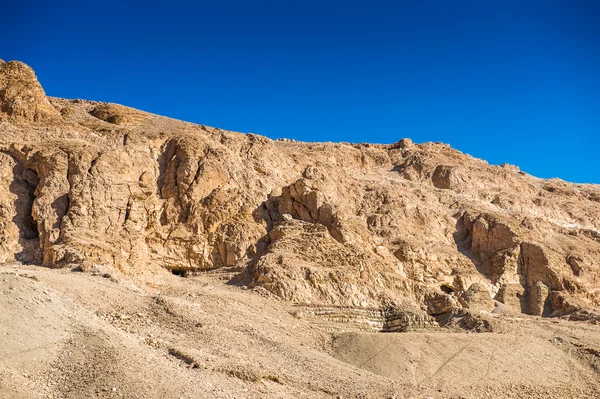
xmin=459 ymin=282 xmax=495 ymax=312
xmin=528 ymin=281 xmax=550 ymax=316
xmin=567 ymin=255 xmax=584 ymax=276
xmin=0 ymin=60 xmax=599 ymax=321
xmin=425 ymin=291 xmax=460 ymax=315
xmin=89 ymin=103 xmax=152 ymax=126
xmin=432 ymin=164 xmax=462 ymax=189
xmin=496 ymin=282 xmax=525 ymax=312
xmin=0 ymin=61 xmax=62 ymax=124
xmin=0 ymin=152 xmax=40 ymax=263
xmin=243 ymin=218 xmax=412 ymax=310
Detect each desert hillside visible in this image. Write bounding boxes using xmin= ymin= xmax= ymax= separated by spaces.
xmin=1 ymin=59 xmax=600 ymax=398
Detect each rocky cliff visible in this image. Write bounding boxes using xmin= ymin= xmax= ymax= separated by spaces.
xmin=1 ymin=60 xmax=599 ymax=325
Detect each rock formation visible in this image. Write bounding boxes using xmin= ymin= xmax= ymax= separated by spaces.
xmin=1 ymin=60 xmax=600 ymax=324
xmin=0 ymin=60 xmax=62 ymax=123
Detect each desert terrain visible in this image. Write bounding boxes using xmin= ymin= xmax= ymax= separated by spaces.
xmin=1 ymin=59 xmax=599 ymax=398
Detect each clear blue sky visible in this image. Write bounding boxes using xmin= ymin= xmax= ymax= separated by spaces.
xmin=4 ymin=1 xmax=599 ymax=183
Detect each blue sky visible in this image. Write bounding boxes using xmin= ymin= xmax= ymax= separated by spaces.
xmin=4 ymin=1 xmax=599 ymax=183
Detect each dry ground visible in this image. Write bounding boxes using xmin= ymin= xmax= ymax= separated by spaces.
xmin=1 ymin=263 xmax=599 ymax=399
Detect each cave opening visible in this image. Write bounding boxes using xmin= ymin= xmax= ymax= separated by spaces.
xmin=9 ymin=166 xmax=39 ymax=240
xmin=440 ymin=284 xmax=455 ymax=294
xmin=171 ymin=269 xmax=189 ymax=277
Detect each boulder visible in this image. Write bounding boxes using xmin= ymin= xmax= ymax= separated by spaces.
xmin=459 ymin=283 xmax=495 ymax=312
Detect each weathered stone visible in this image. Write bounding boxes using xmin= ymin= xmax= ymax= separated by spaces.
xmin=426 ymin=292 xmax=460 ymax=315
xmin=520 ymin=243 xmax=563 ymax=291
xmin=528 ymin=281 xmax=550 ymax=316
xmin=0 ymin=61 xmax=62 ymax=124
xmin=496 ymin=282 xmax=525 ymax=312
xmin=432 ymin=165 xmax=459 ymax=189
xmin=0 ymin=60 xmax=599 ymax=321
xmin=567 ymin=255 xmax=584 ymax=277
xmin=89 ymin=103 xmax=151 ymax=126
xmin=459 ymin=283 xmax=495 ymax=312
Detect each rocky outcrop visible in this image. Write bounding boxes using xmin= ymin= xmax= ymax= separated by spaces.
xmin=496 ymin=282 xmax=525 ymax=312
xmin=291 ymin=304 xmax=436 ymax=332
xmin=459 ymin=282 xmax=495 ymax=312
xmin=1 ymin=60 xmax=599 ymax=323
xmin=264 ymin=178 xmax=344 ymax=242
xmin=0 ymin=151 xmax=40 ymax=263
xmin=528 ymin=281 xmax=550 ymax=316
xmin=245 ymin=217 xmax=409 ymax=310
xmin=426 ymin=292 xmax=460 ymax=315
xmin=89 ymin=103 xmax=151 ymax=126
xmin=432 ymin=165 xmax=463 ymax=189
xmin=0 ymin=61 xmax=62 ymax=124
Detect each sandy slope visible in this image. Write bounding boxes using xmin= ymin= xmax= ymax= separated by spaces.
xmin=2 ymin=263 xmax=599 ymax=399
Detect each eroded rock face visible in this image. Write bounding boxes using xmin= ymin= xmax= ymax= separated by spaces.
xmin=496 ymin=282 xmax=525 ymax=312
xmin=244 ymin=218 xmax=409 ymax=310
xmin=426 ymin=292 xmax=460 ymax=315
xmin=264 ymin=177 xmax=344 ymax=242
xmin=528 ymin=281 xmax=550 ymax=316
xmin=459 ymin=283 xmax=495 ymax=312
xmin=1 ymin=61 xmax=600 ymax=321
xmin=89 ymin=103 xmax=151 ymax=126
xmin=0 ymin=61 xmax=62 ymax=124
xmin=432 ymin=165 xmax=463 ymax=189
xmin=0 ymin=152 xmax=40 ymax=263
xmin=459 ymin=212 xmax=520 ymax=283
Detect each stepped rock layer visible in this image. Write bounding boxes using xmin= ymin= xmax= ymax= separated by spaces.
xmin=1 ymin=60 xmax=600 ymax=321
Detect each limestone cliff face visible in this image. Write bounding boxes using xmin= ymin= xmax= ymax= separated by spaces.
xmin=0 ymin=60 xmax=62 ymax=123
xmin=1 ymin=61 xmax=599 ymax=321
